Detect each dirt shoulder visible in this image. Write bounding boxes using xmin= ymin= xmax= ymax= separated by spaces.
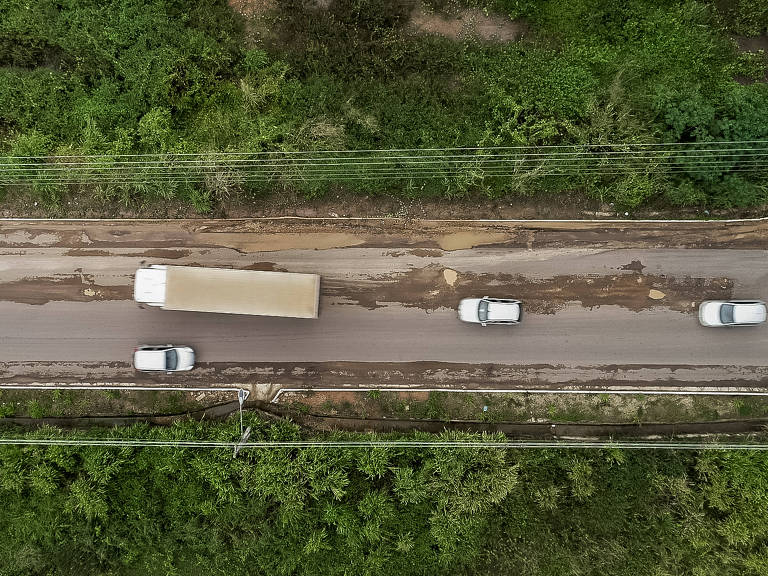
xmin=2 ymin=216 xmax=768 ymax=250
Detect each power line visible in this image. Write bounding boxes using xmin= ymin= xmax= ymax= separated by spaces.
xmin=1 ymin=438 xmax=768 ymax=450
xmin=4 ymin=161 xmax=766 ymax=181
xmin=5 ymin=157 xmax=766 ymax=177
xmin=2 ymin=144 xmax=765 ymax=187
xmin=3 ymin=148 xmax=768 ymax=169
xmin=4 ymin=139 xmax=768 ymax=160
xmin=7 ymin=167 xmax=765 ymax=187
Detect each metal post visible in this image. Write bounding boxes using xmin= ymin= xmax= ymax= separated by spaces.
xmin=233 ymin=427 xmax=251 ymax=458
xmin=237 ymin=388 xmax=249 ymax=435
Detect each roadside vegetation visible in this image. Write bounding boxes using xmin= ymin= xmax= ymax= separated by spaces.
xmin=1 ymin=417 xmax=768 ymax=575
xmin=0 ymin=388 xmax=230 ymax=419
xmin=1 ymin=0 xmax=767 ymax=214
xmin=283 ymin=389 xmax=768 ymax=424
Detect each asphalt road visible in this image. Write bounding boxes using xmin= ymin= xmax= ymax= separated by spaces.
xmin=1 ymin=299 xmax=767 ymax=366
xmin=0 ymin=219 xmax=766 ymax=388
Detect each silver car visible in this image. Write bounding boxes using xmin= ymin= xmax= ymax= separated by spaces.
xmin=133 ymin=345 xmax=195 ymax=372
xmin=458 ymin=297 xmax=522 ymax=326
xmin=698 ymin=300 xmax=767 ymax=327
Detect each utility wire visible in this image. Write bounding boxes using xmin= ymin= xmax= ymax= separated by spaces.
xmin=7 ymin=167 xmax=766 ymax=187
xmin=2 ymin=142 xmax=765 ymax=186
xmin=4 ymin=149 xmax=768 ymax=169
xmin=1 ymin=438 xmax=768 ymax=450
xmin=3 ymin=151 xmax=766 ymax=172
xmin=5 ymin=156 xmax=766 ymax=176
xmin=5 ymin=139 xmax=768 ymax=160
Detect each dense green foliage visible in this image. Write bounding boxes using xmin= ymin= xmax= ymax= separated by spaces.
xmin=1 ymin=418 xmax=768 ymax=575
xmin=1 ymin=0 xmax=767 ymax=210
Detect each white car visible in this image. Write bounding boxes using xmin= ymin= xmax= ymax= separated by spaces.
xmin=698 ymin=300 xmax=767 ymax=327
xmin=133 ymin=345 xmax=195 ymax=372
xmin=458 ymin=297 xmax=522 ymax=326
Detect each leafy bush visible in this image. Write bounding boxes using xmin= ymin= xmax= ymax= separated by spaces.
xmin=1 ymin=0 xmax=767 ymax=211
xmin=1 ymin=420 xmax=768 ymax=574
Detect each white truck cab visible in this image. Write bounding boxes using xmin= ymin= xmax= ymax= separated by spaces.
xmin=133 ymin=265 xmax=168 ymax=307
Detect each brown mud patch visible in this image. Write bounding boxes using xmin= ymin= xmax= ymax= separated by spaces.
xmin=64 ymin=248 xmax=190 ymax=259
xmin=326 ymin=265 xmax=733 ymax=313
xmin=141 ymin=248 xmax=190 ymax=259
xmin=620 ymin=260 xmax=646 ymax=272
xmin=64 ymin=249 xmax=111 ymax=257
xmin=0 ymin=274 xmax=132 ymax=305
xmin=242 ymin=261 xmax=281 ymax=271
xmin=437 ymin=231 xmax=509 ymax=250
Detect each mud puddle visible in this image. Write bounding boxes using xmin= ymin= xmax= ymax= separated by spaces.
xmin=325 ymin=265 xmax=733 ymax=313
xmin=0 ymin=274 xmax=132 ymax=305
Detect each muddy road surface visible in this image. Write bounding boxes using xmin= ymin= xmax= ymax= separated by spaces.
xmin=0 ymin=218 xmax=767 ymax=392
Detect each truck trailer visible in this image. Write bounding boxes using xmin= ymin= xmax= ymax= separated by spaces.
xmin=133 ymin=264 xmax=321 ymax=318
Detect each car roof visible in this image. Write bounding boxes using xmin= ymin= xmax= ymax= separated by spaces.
xmin=134 ymin=349 xmax=167 ymax=370
xmin=732 ymin=302 xmax=767 ymax=324
xmin=486 ymin=301 xmax=521 ymax=322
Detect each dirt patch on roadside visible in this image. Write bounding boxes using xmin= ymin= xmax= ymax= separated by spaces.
xmin=411 ymin=6 xmax=528 ymax=42
xmin=732 ymin=34 xmax=768 ymax=53
xmin=0 ymin=274 xmax=132 ymax=305
xmin=0 ymin=230 xmax=61 ymax=246
xmin=0 ymin=219 xmax=766 ymax=253
xmin=326 ymin=265 xmax=733 ymax=313
xmin=228 ymin=0 xmax=275 ymax=17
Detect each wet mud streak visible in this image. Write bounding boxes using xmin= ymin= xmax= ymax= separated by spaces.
xmin=327 ymin=266 xmax=734 ymax=314
xmin=0 ymin=275 xmax=132 ymax=304
xmin=140 ymin=249 xmax=190 ymax=259
xmin=64 ymin=249 xmax=111 ymax=257
xmin=620 ymin=260 xmax=646 ymax=272
xmin=242 ymin=262 xmax=281 ymax=271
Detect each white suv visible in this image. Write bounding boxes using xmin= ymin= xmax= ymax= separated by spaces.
xmin=134 ymin=345 xmax=195 ymax=372
xmin=458 ymin=297 xmax=522 ymax=326
xmin=698 ymin=300 xmax=767 ymax=327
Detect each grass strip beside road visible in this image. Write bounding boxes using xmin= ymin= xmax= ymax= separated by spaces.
xmin=279 ymin=389 xmax=768 ymax=425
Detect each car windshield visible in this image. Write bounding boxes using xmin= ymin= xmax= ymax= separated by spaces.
xmin=165 ymin=349 xmax=178 ymax=371
xmin=478 ymin=300 xmax=488 ymax=322
xmin=720 ymin=304 xmax=735 ymax=325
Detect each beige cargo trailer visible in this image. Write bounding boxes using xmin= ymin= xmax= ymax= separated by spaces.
xmin=134 ymin=265 xmax=321 ymax=318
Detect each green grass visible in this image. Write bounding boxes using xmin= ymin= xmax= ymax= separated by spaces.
xmin=288 ymin=390 xmax=768 ymax=424
xmin=0 ymin=389 xmax=221 ymax=418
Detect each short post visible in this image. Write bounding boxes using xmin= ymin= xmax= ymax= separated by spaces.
xmin=232 ymin=388 xmax=251 ymax=458
xmin=237 ymin=388 xmax=250 ymax=435
xmin=233 ymin=427 xmax=251 ymax=459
